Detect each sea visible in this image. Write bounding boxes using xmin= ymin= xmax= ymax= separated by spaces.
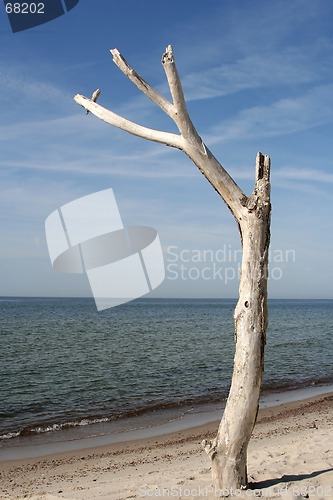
xmin=0 ymin=297 xmax=332 ymax=459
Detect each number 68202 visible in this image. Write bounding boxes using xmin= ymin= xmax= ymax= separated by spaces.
xmin=5 ymin=3 xmax=45 ymax=14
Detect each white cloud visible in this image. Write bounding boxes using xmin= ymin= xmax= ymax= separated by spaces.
xmin=0 ymin=66 xmax=71 ymax=108
xmin=275 ymin=167 xmax=333 ymax=184
xmin=181 ymin=48 xmax=322 ymax=101
xmin=205 ymin=84 xmax=333 ymax=144
xmin=0 ymin=107 xmax=195 ymax=179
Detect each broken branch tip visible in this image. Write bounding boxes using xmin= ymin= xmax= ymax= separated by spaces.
xmin=162 ymin=44 xmax=174 ymax=64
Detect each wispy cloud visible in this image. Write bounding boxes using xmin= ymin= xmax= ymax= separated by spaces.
xmin=0 ymin=65 xmax=72 ymax=109
xmin=204 ymin=84 xmax=333 ymax=144
xmin=0 ymin=108 xmax=195 ymax=179
xmin=1 ymin=154 xmax=195 ymax=179
xmin=181 ymin=48 xmax=323 ymax=101
xmin=275 ymin=167 xmax=333 ymax=184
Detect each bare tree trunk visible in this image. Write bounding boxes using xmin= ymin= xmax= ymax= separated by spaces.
xmin=203 ymin=153 xmax=271 ymax=492
xmin=74 ymin=46 xmax=271 ymax=494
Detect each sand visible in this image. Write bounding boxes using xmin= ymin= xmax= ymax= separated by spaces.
xmin=1 ymin=393 xmax=332 ymax=499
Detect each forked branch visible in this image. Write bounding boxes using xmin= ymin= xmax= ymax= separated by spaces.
xmin=74 ymin=45 xmax=248 ymax=220
xmin=111 ymin=48 xmax=173 ymax=117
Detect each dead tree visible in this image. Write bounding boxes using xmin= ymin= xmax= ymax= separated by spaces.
xmin=74 ymin=45 xmax=271 ymax=493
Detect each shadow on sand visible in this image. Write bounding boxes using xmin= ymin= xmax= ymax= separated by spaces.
xmin=249 ymin=467 xmax=333 ymax=490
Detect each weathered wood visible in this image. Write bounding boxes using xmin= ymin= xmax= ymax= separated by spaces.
xmin=111 ymin=48 xmax=173 ymax=116
xmin=203 ymin=153 xmax=271 ymax=490
xmin=74 ymin=45 xmax=271 ymax=495
xmin=74 ymin=94 xmax=182 ymax=148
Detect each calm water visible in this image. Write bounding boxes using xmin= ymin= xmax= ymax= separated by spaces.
xmin=0 ymin=298 xmax=332 ymax=444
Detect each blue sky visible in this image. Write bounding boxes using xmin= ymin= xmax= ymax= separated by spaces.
xmin=0 ymin=0 xmax=332 ymax=299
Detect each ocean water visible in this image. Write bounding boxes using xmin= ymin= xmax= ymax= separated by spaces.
xmin=0 ymin=297 xmax=332 ymax=449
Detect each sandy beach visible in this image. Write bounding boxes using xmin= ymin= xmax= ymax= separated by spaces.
xmin=1 ymin=393 xmax=332 ymax=499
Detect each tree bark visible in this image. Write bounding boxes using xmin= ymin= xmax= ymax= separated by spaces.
xmin=74 ymin=46 xmax=271 ymax=495
xmin=203 ymin=153 xmax=271 ymax=492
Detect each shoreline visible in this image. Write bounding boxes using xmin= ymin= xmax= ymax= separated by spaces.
xmin=1 ymin=392 xmax=333 ymax=499
xmin=1 ymin=384 xmax=333 ymax=463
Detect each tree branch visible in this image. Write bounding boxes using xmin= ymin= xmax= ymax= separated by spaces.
xmin=181 ymin=142 xmax=248 ymax=218
xmin=161 ymin=45 xmax=203 ymax=149
xmin=74 ymin=94 xmax=182 ymax=148
xmin=111 ymin=48 xmax=174 ymax=117
xmin=74 ymin=45 xmax=249 ymax=220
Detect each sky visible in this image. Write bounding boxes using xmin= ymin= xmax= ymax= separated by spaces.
xmin=0 ymin=0 xmax=332 ymax=300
